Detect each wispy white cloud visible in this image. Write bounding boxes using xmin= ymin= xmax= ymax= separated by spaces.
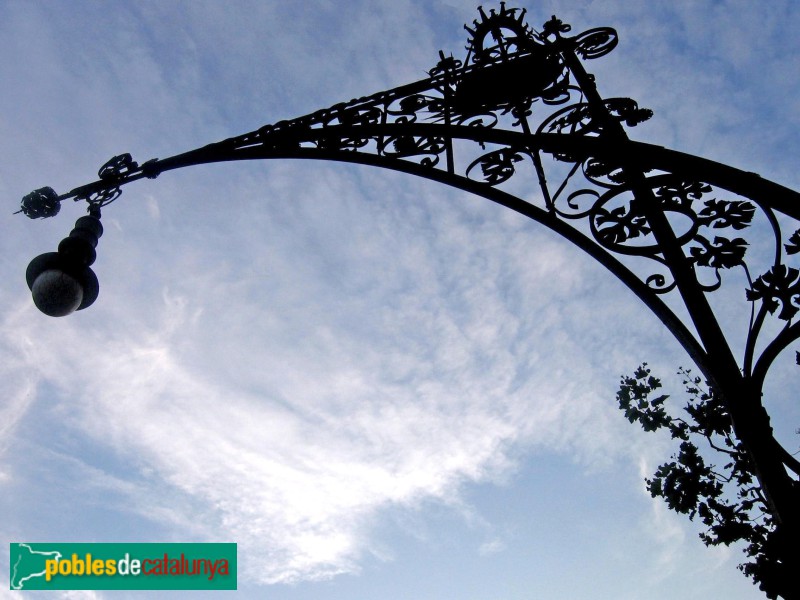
xmin=1 ymin=192 xmax=642 ymax=583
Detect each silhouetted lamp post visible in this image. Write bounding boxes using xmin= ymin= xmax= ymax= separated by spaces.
xmin=17 ymin=5 xmax=800 ymax=594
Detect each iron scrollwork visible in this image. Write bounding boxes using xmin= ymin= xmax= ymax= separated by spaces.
xmin=20 ymin=3 xmax=795 ymax=337
xmin=18 ymin=2 xmax=798 ymax=317
xmin=466 ymin=147 xmax=526 ymax=185
xmin=572 ymin=27 xmax=619 ymax=59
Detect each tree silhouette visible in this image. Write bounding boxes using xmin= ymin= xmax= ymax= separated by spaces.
xmin=617 ymin=365 xmax=798 ymax=599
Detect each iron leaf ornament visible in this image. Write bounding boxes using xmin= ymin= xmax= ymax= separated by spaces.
xmin=747 ymin=265 xmax=800 ymax=321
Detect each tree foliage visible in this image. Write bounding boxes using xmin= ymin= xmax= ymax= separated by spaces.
xmin=617 ymin=364 xmax=797 ymax=599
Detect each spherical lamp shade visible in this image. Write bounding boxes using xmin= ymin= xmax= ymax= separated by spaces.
xmin=31 ymin=269 xmax=84 ymax=317
xmin=26 ymin=252 xmax=99 ymax=317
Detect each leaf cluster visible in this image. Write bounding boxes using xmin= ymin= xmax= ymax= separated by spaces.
xmin=616 ymin=365 xmax=788 ymax=597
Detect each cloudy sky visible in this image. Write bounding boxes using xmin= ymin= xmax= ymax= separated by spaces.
xmin=1 ymin=1 xmax=799 ymax=599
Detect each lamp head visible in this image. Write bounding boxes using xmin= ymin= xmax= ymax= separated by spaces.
xmin=26 ymin=252 xmax=100 ymax=317
xmin=25 ymin=212 xmax=102 ymax=317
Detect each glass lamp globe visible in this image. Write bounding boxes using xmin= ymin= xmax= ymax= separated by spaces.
xmin=30 ymin=269 xmax=84 ymax=317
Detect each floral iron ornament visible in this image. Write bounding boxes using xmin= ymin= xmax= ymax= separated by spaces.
xmin=19 ymin=3 xmax=800 ymax=594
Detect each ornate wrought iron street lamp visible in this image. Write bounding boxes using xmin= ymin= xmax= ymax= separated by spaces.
xmin=17 ymin=4 xmax=800 ymax=595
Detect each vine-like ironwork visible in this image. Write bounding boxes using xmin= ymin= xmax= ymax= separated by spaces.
xmin=19 ymin=3 xmax=800 ymax=380
xmin=19 ymin=3 xmax=800 ymax=370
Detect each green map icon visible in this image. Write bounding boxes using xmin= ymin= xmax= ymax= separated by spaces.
xmin=10 ymin=543 xmax=63 ymax=590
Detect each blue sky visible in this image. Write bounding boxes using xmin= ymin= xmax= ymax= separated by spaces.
xmin=1 ymin=1 xmax=799 ymax=599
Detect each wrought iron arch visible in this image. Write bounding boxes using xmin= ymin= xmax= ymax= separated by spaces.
xmin=19 ymin=3 xmax=800 ymax=568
